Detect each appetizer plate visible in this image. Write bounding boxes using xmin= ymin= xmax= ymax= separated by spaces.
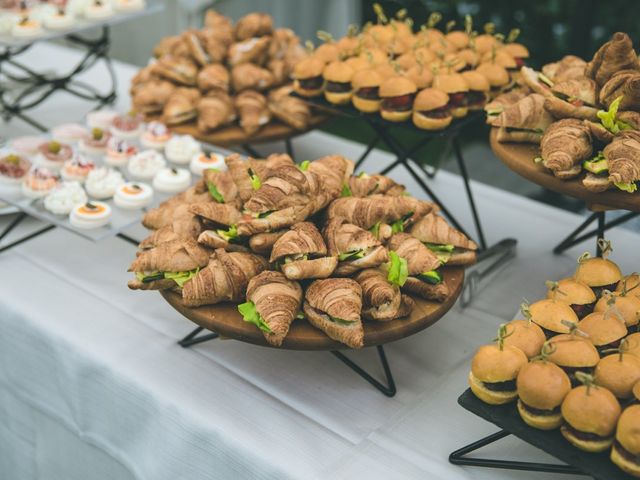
xmin=146 ymin=113 xmax=330 ymax=148
xmin=160 ymin=266 xmax=464 ymax=351
xmin=456 ymin=389 xmax=635 ymax=480
xmin=490 ymin=128 xmax=640 ymax=212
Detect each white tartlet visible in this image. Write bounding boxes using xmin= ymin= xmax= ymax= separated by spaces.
xmin=51 ymin=123 xmax=88 ymax=144
xmin=114 ymin=182 xmax=153 ymax=209
xmin=189 ymin=152 xmax=225 ymax=175
xmin=104 ymin=138 xmax=137 ymax=167
xmin=10 ymin=136 xmax=44 ymax=156
xmin=86 ymin=109 xmax=118 ymax=130
xmin=164 ymin=135 xmax=201 ymax=164
xmin=128 ymin=150 xmax=166 ymax=180
xmin=114 ymin=0 xmax=146 ymax=12
xmin=84 ymin=2 xmax=113 ymax=20
xmin=61 ymin=155 xmax=95 ymax=183
xmin=85 ymin=167 xmax=124 ymax=199
xmin=44 ymin=181 xmax=87 ymax=215
xmin=152 ymin=167 xmax=191 ymax=193
xmin=140 ymin=121 xmax=172 ymax=150
xmin=21 ymin=167 xmax=60 ymax=199
xmin=69 ymin=201 xmax=112 ymax=229
xmin=44 ymin=11 xmax=75 ymax=30
xmin=12 ymin=18 xmax=43 ymax=38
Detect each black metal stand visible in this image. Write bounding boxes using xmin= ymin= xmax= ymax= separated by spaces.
xmin=553 ymin=210 xmax=640 ymax=257
xmin=177 ymin=325 xmax=397 ymax=397
xmin=0 ymin=26 xmax=117 ymax=132
xmin=449 ymin=430 xmax=584 ymax=475
xmin=0 ymin=211 xmax=55 ymax=253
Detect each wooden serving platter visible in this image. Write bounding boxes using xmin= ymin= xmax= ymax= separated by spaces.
xmin=161 ymin=266 xmax=464 ymax=351
xmin=490 ymin=128 xmax=640 ymax=212
xmin=147 ymin=114 xmax=330 ymax=148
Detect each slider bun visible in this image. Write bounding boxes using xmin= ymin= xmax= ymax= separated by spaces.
xmin=380 ymin=108 xmax=412 ymax=122
xmin=412 ymin=111 xmax=452 ymax=130
xmin=626 ymin=333 xmax=640 ymax=359
xmin=517 ymin=361 xmax=572 ymax=409
xmin=594 ymin=294 xmax=640 ymax=327
xmin=481 ymin=50 xmax=517 ymax=69
xmin=313 ymin=43 xmax=340 ymax=64
xmin=414 ymin=88 xmax=449 ymax=110
xmin=561 ymin=385 xmax=620 ymax=445
xmin=476 ymin=63 xmax=510 ymax=87
xmin=323 ymin=61 xmax=354 ymax=83
xmin=358 ymin=48 xmax=389 ymax=66
xmin=614 ymin=405 xmax=640 ymax=457
xmin=561 ymin=426 xmax=615 ymax=452
xmin=574 ymin=257 xmax=622 ymax=287
xmin=578 ymin=311 xmax=627 ymax=346
xmin=457 ymin=48 xmax=479 ymax=68
xmin=352 ymin=69 xmax=383 ymax=89
xmin=471 ymin=344 xmax=528 ymax=382
xmin=468 ymin=371 xmax=518 ymax=405
xmin=502 ymin=319 xmax=546 ymax=358
xmin=595 ymin=354 xmax=640 ymax=399
xmin=293 ymin=57 xmax=325 ymax=79
xmin=529 ymin=298 xmax=578 ymax=333
xmin=345 ymin=56 xmax=369 ymax=73
xmin=324 ymin=90 xmax=353 ymax=105
xmin=547 ymin=278 xmax=596 ymax=305
xmin=502 ymin=43 xmax=530 ymax=59
xmin=293 ymin=79 xmax=323 ymax=98
xmin=352 ymin=95 xmax=381 ymax=113
xmin=461 ymin=71 xmax=490 ymax=92
xmin=445 ymin=31 xmax=470 ymax=49
xmin=376 ymin=63 xmax=397 ymax=78
xmin=379 ymin=76 xmax=417 ymax=98
xmin=546 ymin=334 xmax=600 ymax=367
xmin=474 ymin=34 xmax=498 ymax=54
xmin=517 ymin=399 xmax=564 ymax=430
xmin=412 ymin=47 xmax=436 ymax=64
xmin=405 ymin=66 xmax=433 ymax=89
xmin=450 ymin=106 xmax=468 ymax=119
xmin=396 ymin=52 xmax=417 ymax=70
xmin=432 ymin=73 xmax=469 ymax=94
xmin=616 ymin=274 xmax=640 ymax=298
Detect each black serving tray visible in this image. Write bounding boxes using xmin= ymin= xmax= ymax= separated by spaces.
xmin=457 ymin=388 xmax=635 ymax=480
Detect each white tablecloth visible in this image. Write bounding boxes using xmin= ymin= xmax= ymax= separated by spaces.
xmin=2 ymin=43 xmax=639 ymax=480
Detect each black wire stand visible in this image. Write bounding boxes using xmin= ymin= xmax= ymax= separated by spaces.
xmin=178 ymin=326 xmax=397 ymax=397
xmin=450 ymin=388 xmax=634 ymax=479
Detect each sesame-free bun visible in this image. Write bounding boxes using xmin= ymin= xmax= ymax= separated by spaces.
xmin=445 ymin=30 xmax=470 ymax=49
xmin=413 ymin=88 xmax=449 ymax=111
xmin=293 ymin=57 xmax=325 ymax=80
xmin=325 ymin=90 xmax=353 ymax=105
xmin=502 ymin=319 xmax=546 ymax=358
xmin=546 ymin=334 xmax=600 ymax=368
xmin=476 ymin=63 xmax=510 ymax=88
xmin=482 ymin=50 xmax=517 ymax=69
xmin=578 ymin=311 xmax=627 ymax=347
xmin=474 ymin=34 xmax=498 ymax=54
xmin=616 ymin=274 xmax=640 ymax=299
xmin=561 ymin=385 xmax=621 ymax=452
xmin=352 ymin=69 xmax=382 ymax=89
xmin=379 ymin=76 xmax=417 ymax=98
xmin=574 ymin=257 xmax=622 ymax=288
xmin=611 ymin=405 xmax=640 ymax=477
xmin=626 ymin=333 xmax=640 ymax=358
xmin=412 ymin=111 xmax=452 ymax=130
xmin=502 ymin=43 xmax=530 ymax=59
xmin=461 ymin=71 xmax=490 ymax=92
xmin=433 ymin=73 xmax=469 ymax=94
xmin=529 ymin=298 xmax=578 ymax=334
xmin=595 ymin=354 xmax=640 ymax=399
xmin=548 ymin=278 xmax=596 ymax=306
xmin=594 ymin=293 xmax=640 ymax=328
xmin=468 ymin=344 xmax=527 ymax=404
xmin=517 ymin=361 xmax=571 ymax=429
xmin=323 ymin=61 xmax=354 ymax=83
xmin=313 ymin=43 xmax=339 ymax=64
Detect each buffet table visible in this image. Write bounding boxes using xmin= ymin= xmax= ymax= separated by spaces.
xmin=3 ymin=43 xmax=640 ymax=480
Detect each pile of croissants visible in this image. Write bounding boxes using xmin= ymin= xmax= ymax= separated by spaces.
xmin=127 ymin=153 xmax=478 ymax=348
xmin=488 ymin=32 xmax=640 ymax=194
xmin=130 ymin=10 xmax=314 ymax=135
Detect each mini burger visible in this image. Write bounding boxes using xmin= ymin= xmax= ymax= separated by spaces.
xmin=475 ymin=63 xmax=510 ymax=99
xmin=517 ymin=359 xmax=571 ymax=429
xmin=502 ymin=319 xmax=546 ymax=359
xmin=617 ymin=274 xmax=640 ymax=300
xmin=433 ymin=73 xmax=469 ymax=118
xmin=626 ymin=333 xmax=640 ymax=358
xmin=468 ymin=340 xmax=528 ymax=405
xmin=547 ymin=278 xmax=597 ymax=319
xmin=526 ymin=297 xmax=579 ymax=338
xmin=322 ymin=61 xmax=354 ymax=105
xmin=345 ymin=56 xmax=369 ymax=73
xmin=445 ymin=30 xmax=470 ymax=50
xmin=561 ymin=382 xmax=621 ymax=452
xmin=501 ymin=43 xmax=530 ymax=68
xmin=313 ymin=42 xmax=339 ymax=64
xmin=379 ymin=76 xmax=417 ymax=122
xmin=405 ymin=65 xmax=433 ymax=89
xmin=546 ymin=334 xmax=600 ymax=386
xmin=611 ymin=404 xmax=640 ymax=476
xmin=578 ymin=311 xmax=628 ymax=355
xmin=574 ymin=252 xmax=622 ymax=298
xmin=594 ymin=292 xmax=640 ymax=332
xmin=473 ymin=33 xmax=498 ymax=55
xmin=351 ymin=69 xmax=383 ymax=113
xmin=359 ymin=48 xmax=389 ymax=67
xmin=595 ymin=351 xmax=640 ymax=400
xmin=460 ymin=71 xmax=490 ymax=110
xmin=293 ymin=57 xmax=325 ymax=97
xmin=412 ymin=88 xmax=452 ymax=131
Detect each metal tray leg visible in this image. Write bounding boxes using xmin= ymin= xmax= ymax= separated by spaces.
xmin=449 ymin=430 xmax=586 ymax=475
xmin=0 ymin=213 xmax=56 ymax=254
xmin=178 ymin=326 xmax=219 ymax=348
xmin=331 ymin=345 xmax=396 ymax=397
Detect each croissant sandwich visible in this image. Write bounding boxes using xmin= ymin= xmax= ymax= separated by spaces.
xmin=347 ymin=173 xmax=406 ymax=197
xmin=196 ymin=64 xmax=230 ymax=93
xmin=542 ymin=55 xmax=587 ymax=84
xmin=163 ymin=88 xmax=201 ymax=125
xmin=543 ymin=78 xmax=599 ymax=121
xmin=303 ymin=278 xmax=365 ymax=349
xmin=234 ymin=12 xmax=273 ymax=41
xmin=354 ymin=268 xmax=414 ymax=321
xmin=138 ymin=213 xmax=203 ymax=250
xmin=268 ymin=85 xmax=312 ymax=130
xmin=540 ymin=119 xmax=593 ymax=180
xmin=584 ymin=130 xmax=640 ymax=194
xmin=409 ymin=213 xmax=478 ymax=266
xmin=495 ymin=93 xmax=554 ymax=144
xmin=484 ymin=88 xmax=529 ymax=126
xmin=235 ymin=90 xmax=271 ymax=135
xmin=197 ymin=92 xmax=236 ymax=132
xmin=599 ymin=70 xmax=640 ymax=111
xmin=585 ymin=32 xmax=640 ymax=89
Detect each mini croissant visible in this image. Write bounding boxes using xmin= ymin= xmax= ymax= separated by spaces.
xmin=585 ymin=32 xmax=640 ymax=89
xmin=182 ymin=249 xmax=268 ymax=307
xmin=268 ymin=85 xmax=312 ymax=130
xmin=387 ymin=233 xmax=441 ymax=276
xmin=138 ymin=213 xmax=203 ymax=250
xmin=348 ymin=174 xmax=406 ymax=197
xmin=163 ymin=88 xmax=201 ymax=125
xmin=541 ymin=119 xmax=593 ymax=179
xmin=231 ymin=63 xmax=274 ymax=92
xmin=197 ymin=92 xmax=236 ymax=132
xmin=228 ymin=36 xmax=271 ymax=66
xmin=244 ymin=271 xmax=301 ymax=347
xmin=234 ymin=12 xmax=273 ymax=41
xmin=354 ymin=268 xmax=414 ymax=321
xmin=327 ymin=196 xmax=437 ymax=230
xmin=599 ymin=69 xmax=640 ymax=110
xmin=235 ymin=90 xmax=271 ymax=135
xmin=197 ymin=64 xmax=230 ymax=93
xmin=132 ymin=80 xmax=175 ymax=115
xmin=605 ymin=130 xmax=640 ymax=186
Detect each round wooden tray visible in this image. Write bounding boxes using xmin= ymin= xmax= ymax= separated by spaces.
xmin=161 ymin=266 xmax=464 ymax=351
xmin=490 ymin=128 xmax=640 ymax=212
xmin=148 ymin=114 xmax=330 ymax=148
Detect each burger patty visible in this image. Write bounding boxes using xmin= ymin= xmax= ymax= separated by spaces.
xmin=447 ymin=92 xmax=466 ymax=108
xmin=515 ymin=57 xmax=526 ymax=68
xmin=419 ymin=106 xmax=450 ymax=119
xmin=482 ymin=379 xmax=516 ymax=392
xmin=571 ymin=302 xmax=595 ymax=319
xmin=326 ymin=81 xmax=352 ymax=93
xmin=592 ymin=283 xmax=619 ymax=299
xmin=356 ymin=86 xmax=379 ymax=100
xmin=563 ymin=423 xmax=612 ymax=442
xmin=520 ymin=401 xmax=561 ymax=417
xmin=381 ymin=94 xmax=414 ymax=112
xmin=466 ymin=90 xmax=486 ymax=106
xmin=298 ymin=76 xmax=324 ymax=90
xmin=613 ymin=440 xmax=640 ymax=463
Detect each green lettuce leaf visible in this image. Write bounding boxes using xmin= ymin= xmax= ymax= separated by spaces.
xmin=597 ymin=96 xmax=632 ymax=134
xmin=238 ymin=301 xmax=272 ymax=333
xmin=298 ymin=160 xmax=310 ymax=171
xmin=387 ymin=251 xmax=408 ymax=287
xmin=615 ymin=182 xmax=638 ymax=193
xmin=217 ymin=224 xmax=238 ymax=242
xmin=341 ymin=182 xmax=352 ymax=197
xmin=248 ymin=168 xmax=261 ymax=190
xmin=391 ymin=211 xmax=414 ymax=233
xmin=416 ymin=270 xmax=443 ymax=284
xmin=338 ymin=249 xmax=365 ymax=261
xmin=207 ymin=182 xmax=225 ymax=203
xmin=164 ymin=268 xmax=200 ymax=288
xmin=328 ymin=315 xmax=356 ymax=325
xmin=425 ymin=243 xmax=455 ymax=253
